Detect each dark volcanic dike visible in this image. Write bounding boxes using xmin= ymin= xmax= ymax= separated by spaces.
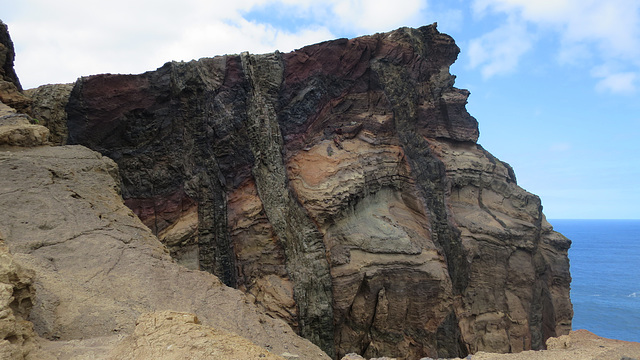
xmin=35 ymin=24 xmax=572 ymax=359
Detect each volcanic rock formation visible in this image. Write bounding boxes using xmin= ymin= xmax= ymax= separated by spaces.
xmin=26 ymin=24 xmax=572 ymax=359
xmin=0 ymin=20 xmax=330 ymax=360
xmin=0 ymin=21 xmax=31 ymax=114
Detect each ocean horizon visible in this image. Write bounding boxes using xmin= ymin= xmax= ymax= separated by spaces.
xmin=550 ymin=219 xmax=640 ymax=343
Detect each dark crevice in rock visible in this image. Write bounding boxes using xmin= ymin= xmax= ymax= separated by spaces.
xmin=436 ymin=311 xmax=468 ymax=358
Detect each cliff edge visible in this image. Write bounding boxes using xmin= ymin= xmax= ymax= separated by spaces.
xmin=0 ymin=20 xmax=328 ymax=360
xmin=43 ymin=24 xmax=571 ymax=359
xmin=2 ymin=20 xmax=579 ymax=359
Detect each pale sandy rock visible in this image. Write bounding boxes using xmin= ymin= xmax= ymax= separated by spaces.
xmin=0 ymin=100 xmax=50 ymax=147
xmin=107 ymin=310 xmax=286 ymax=360
xmin=0 ymin=81 xmax=31 ymax=114
xmin=341 ymin=355 xmax=367 ymax=360
xmin=448 ymin=330 xmax=640 ymax=360
xmin=0 ymin=145 xmax=330 ymax=360
xmin=32 ymin=335 xmax=122 ymax=360
xmin=0 ymin=237 xmax=37 ymax=360
xmin=341 ymin=355 xmax=398 ymax=360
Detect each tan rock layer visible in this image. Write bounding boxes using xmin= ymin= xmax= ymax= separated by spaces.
xmin=107 ymin=311 xmax=287 ymax=360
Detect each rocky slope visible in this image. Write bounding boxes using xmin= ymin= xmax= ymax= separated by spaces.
xmin=19 ymin=23 xmax=575 ymax=359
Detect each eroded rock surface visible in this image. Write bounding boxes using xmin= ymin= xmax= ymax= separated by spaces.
xmin=24 ymin=84 xmax=74 ymax=145
xmin=107 ymin=311 xmax=287 ymax=360
xmin=0 ymin=236 xmax=37 ymax=360
xmin=0 ymin=102 xmax=50 ymax=147
xmin=0 ymin=21 xmax=31 ymax=114
xmin=0 ymin=145 xmax=329 ymax=360
xmin=30 ymin=24 xmax=572 ymax=359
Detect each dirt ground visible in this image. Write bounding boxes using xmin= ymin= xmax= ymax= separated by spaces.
xmin=466 ymin=330 xmax=640 ymax=360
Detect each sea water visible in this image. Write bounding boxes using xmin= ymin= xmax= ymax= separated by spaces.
xmin=550 ymin=219 xmax=640 ymax=343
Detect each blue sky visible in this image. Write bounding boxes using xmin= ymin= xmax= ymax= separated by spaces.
xmin=3 ymin=0 xmax=639 ymax=219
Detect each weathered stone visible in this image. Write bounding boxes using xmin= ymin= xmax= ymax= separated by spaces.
xmin=107 ymin=310 xmax=287 ymax=360
xmin=0 ymin=235 xmax=37 ymax=360
xmin=0 ymin=21 xmax=21 ymax=90
xmin=0 ymin=103 xmax=50 ymax=147
xmin=0 ymin=145 xmax=330 ymax=360
xmin=24 ymin=84 xmax=74 ymax=145
xmin=33 ymin=24 xmax=571 ymax=359
xmin=0 ymin=22 xmax=31 ymax=114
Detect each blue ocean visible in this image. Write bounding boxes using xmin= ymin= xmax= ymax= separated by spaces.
xmin=550 ymin=219 xmax=640 ymax=343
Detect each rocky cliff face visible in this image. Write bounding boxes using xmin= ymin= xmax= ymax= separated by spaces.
xmin=0 ymin=140 xmax=331 ymax=360
xmin=0 ymin=21 xmax=31 ymax=114
xmin=29 ymin=24 xmax=572 ymax=359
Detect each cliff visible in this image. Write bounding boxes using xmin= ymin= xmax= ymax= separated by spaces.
xmin=3 ymin=20 xmax=575 ymax=359
xmin=35 ymin=24 xmax=572 ymax=359
xmin=0 ymin=21 xmax=31 ymax=114
xmin=0 ymin=21 xmax=329 ymax=360
xmin=0 ymin=124 xmax=329 ymax=360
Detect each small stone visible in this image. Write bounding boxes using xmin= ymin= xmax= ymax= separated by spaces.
xmin=341 ymin=354 xmax=366 ymax=360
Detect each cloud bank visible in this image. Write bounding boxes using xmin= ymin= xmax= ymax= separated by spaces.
xmin=469 ymin=0 xmax=640 ymax=93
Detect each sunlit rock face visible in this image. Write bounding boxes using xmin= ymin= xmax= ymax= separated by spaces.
xmin=42 ymin=24 xmax=572 ymax=359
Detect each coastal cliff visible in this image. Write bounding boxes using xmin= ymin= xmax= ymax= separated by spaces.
xmin=2 ymin=19 xmax=576 ymax=359
xmin=54 ymin=24 xmax=571 ymax=358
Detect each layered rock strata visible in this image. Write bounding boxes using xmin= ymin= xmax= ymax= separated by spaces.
xmin=30 ymin=24 xmax=572 ymax=359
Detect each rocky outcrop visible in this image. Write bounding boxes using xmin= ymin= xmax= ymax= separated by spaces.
xmin=107 ymin=311 xmax=287 ymax=360
xmin=341 ymin=330 xmax=640 ymax=359
xmin=0 ymin=102 xmax=50 ymax=147
xmin=0 ymin=144 xmax=329 ymax=360
xmin=0 ymin=21 xmax=21 ymax=90
xmin=0 ymin=235 xmax=37 ymax=360
xmin=0 ymin=21 xmax=31 ymax=114
xmin=24 ymin=84 xmax=74 ymax=145
xmin=30 ymin=24 xmax=572 ymax=359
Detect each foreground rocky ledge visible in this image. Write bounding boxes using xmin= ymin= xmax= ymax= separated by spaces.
xmin=343 ymin=330 xmax=640 ymax=360
xmin=466 ymin=330 xmax=640 ymax=360
xmin=0 ymin=143 xmax=328 ymax=360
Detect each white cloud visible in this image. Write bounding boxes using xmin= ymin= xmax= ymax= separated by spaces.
xmin=592 ymin=69 xmax=638 ymax=94
xmin=331 ymin=0 xmax=426 ymax=33
xmin=470 ymin=0 xmax=640 ymax=91
xmin=467 ymin=17 xmax=533 ymax=78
